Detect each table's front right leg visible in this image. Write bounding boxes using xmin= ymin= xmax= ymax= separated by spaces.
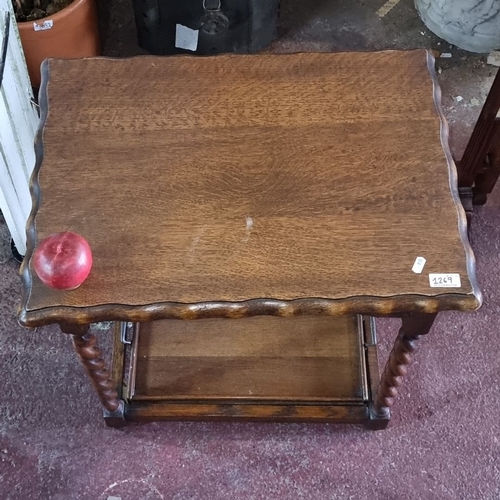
xmin=369 ymin=313 xmax=437 ymax=427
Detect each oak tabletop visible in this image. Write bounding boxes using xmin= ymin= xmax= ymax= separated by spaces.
xmin=19 ymin=50 xmax=481 ymax=326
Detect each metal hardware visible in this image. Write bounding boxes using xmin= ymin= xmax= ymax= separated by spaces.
xmin=200 ymin=0 xmax=229 ymax=35
xmin=120 ymin=321 xmax=134 ymax=345
xmin=363 ymin=316 xmax=378 ymax=348
xmin=30 ymin=97 xmax=40 ymax=112
xmin=203 ymin=0 xmax=221 ymax=10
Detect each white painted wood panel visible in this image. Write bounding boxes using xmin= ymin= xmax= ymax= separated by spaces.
xmin=0 ymin=1 xmax=38 ymax=256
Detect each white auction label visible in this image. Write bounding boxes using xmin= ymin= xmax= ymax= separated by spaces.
xmin=33 ymin=20 xmax=53 ymax=31
xmin=412 ymin=256 xmax=426 ymax=274
xmin=429 ymin=273 xmax=461 ymax=288
xmin=175 ymin=24 xmax=199 ymax=52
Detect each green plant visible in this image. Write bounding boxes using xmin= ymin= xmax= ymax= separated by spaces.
xmin=13 ymin=0 xmax=73 ymax=22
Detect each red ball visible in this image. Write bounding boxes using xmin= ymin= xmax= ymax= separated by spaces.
xmin=33 ymin=232 xmax=93 ymax=290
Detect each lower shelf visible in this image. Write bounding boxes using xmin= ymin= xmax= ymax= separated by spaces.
xmin=111 ymin=315 xmax=386 ymax=427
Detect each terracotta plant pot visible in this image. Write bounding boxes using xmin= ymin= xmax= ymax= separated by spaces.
xmin=17 ymin=0 xmax=100 ymax=87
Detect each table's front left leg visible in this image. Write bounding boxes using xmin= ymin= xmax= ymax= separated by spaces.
xmin=60 ymin=323 xmax=126 ymax=426
xmin=370 ymin=313 xmax=437 ymax=425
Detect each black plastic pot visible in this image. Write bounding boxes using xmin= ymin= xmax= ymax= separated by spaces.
xmin=133 ymin=0 xmax=279 ymax=55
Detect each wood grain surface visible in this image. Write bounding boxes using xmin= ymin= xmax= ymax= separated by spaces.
xmin=123 ymin=402 xmax=369 ymax=423
xmin=19 ymin=50 xmax=481 ymax=326
xmin=132 ymin=315 xmax=365 ymax=401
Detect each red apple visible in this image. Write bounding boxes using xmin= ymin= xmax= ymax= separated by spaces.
xmin=33 ymin=232 xmax=93 ymax=290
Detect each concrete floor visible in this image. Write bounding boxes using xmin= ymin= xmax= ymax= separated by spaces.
xmin=1 ymin=0 xmax=499 ymax=498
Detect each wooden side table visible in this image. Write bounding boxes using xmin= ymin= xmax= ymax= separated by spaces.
xmin=18 ymin=50 xmax=482 ymax=429
xmin=458 ymin=68 xmax=500 ymax=205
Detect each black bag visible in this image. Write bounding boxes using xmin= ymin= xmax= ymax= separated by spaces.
xmin=133 ymin=0 xmax=279 ymax=55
